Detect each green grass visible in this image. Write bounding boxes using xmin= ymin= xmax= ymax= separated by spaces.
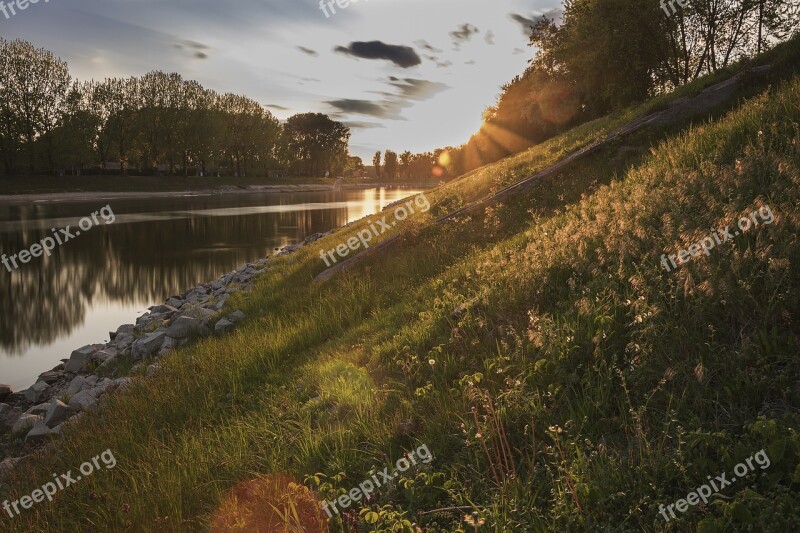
xmin=2 ymin=38 xmax=800 ymax=533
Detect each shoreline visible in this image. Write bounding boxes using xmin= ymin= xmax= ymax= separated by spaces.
xmin=0 ymin=182 xmax=438 ymax=206
xmin=0 ymin=230 xmax=330 ymax=467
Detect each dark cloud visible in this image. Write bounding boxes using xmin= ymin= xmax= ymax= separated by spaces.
xmin=174 ymin=39 xmax=210 ymax=60
xmin=334 ymin=41 xmax=421 ymax=68
xmin=297 ymin=46 xmax=319 ymax=56
xmin=266 ymin=104 xmax=289 ymax=110
xmin=387 ymin=78 xmax=449 ymax=101
xmin=326 ymin=98 xmax=409 ymax=120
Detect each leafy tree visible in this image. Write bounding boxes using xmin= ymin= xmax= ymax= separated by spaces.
xmin=372 ymin=151 xmax=382 ymax=179
xmin=383 ymin=150 xmax=398 ymax=180
xmin=285 ymin=113 xmax=350 ymax=177
xmin=400 ymin=150 xmax=412 ymax=179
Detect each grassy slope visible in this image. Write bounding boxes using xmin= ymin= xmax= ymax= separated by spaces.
xmin=2 ymin=39 xmax=800 ymax=532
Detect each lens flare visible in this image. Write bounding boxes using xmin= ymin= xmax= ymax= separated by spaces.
xmin=211 ymin=474 xmax=328 ymax=532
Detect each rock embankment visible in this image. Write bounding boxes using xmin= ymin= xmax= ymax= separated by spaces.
xmin=0 ymin=229 xmax=331 ymax=475
xmin=0 ymin=258 xmax=270 ymax=470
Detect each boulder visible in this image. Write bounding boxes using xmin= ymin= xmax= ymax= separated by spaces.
xmin=68 ymin=390 xmax=97 ymax=411
xmin=146 ymin=364 xmax=160 ymax=378
xmin=159 ymin=336 xmax=177 ymax=356
xmin=38 ymin=370 xmax=62 ymax=385
xmin=114 ymin=377 xmax=133 ymax=390
xmin=132 ymin=331 xmax=166 ymax=359
xmin=0 ymin=404 xmax=21 ymax=432
xmin=165 ymin=297 xmax=184 ymax=308
xmin=0 ymin=384 xmax=12 ymax=402
xmin=66 ymin=375 xmax=86 ymax=396
xmin=12 ymin=414 xmax=43 ymax=434
xmin=93 ymin=378 xmax=116 ymax=395
xmin=149 ymin=304 xmax=178 ymax=314
xmin=165 ymin=316 xmax=199 ymax=339
xmin=65 ymin=344 xmax=103 ymax=373
xmin=44 ymin=400 xmax=74 ymax=428
xmin=96 ymin=354 xmax=119 ymax=375
xmin=183 ymin=307 xmax=216 ymax=320
xmin=24 ymin=403 xmax=50 ymax=416
xmin=215 ymin=318 xmax=236 ymax=335
xmin=25 ymin=421 xmax=53 ymax=444
xmin=227 ymin=310 xmax=246 ymax=323
xmin=24 ymin=381 xmax=50 ymax=404
xmin=213 ymin=295 xmax=230 ymax=311
xmin=92 ymin=348 xmax=117 ymax=364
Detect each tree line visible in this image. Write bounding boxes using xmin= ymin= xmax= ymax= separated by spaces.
xmin=455 ymin=0 xmax=799 ymax=174
xmin=0 ymin=39 xmax=353 ymax=177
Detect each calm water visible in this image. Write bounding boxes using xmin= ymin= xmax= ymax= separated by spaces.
xmin=0 ymin=187 xmax=424 ymax=391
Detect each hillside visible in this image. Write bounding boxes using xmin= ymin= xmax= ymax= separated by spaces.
xmin=2 ymin=36 xmax=800 ymax=532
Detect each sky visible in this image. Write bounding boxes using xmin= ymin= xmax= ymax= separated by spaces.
xmin=0 ymin=0 xmax=561 ymax=161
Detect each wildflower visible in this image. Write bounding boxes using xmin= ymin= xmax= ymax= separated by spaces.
xmin=428 ymin=359 xmax=436 ymax=366
xmin=464 ymin=512 xmax=485 ymax=527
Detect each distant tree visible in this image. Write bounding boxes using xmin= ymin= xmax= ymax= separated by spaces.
xmin=383 ymin=150 xmax=398 ymax=180
xmin=284 ymin=113 xmax=350 ymax=177
xmin=0 ymin=38 xmax=71 ymax=174
xmin=346 ymin=156 xmax=364 ymax=175
xmin=400 ymin=150 xmax=412 ymax=179
xmin=372 ymin=151 xmax=382 ymax=179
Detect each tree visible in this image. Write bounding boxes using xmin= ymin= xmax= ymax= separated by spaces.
xmin=372 ymin=151 xmax=382 ymax=179
xmin=400 ymin=150 xmax=412 ymax=179
xmin=383 ymin=150 xmax=398 ymax=180
xmin=0 ymin=39 xmax=71 ymax=174
xmin=285 ymin=113 xmax=350 ymax=177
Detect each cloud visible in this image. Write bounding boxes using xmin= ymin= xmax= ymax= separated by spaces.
xmin=297 ymin=46 xmax=319 ymax=56
xmin=387 ymin=78 xmax=449 ymax=101
xmin=449 ymin=23 xmax=479 ymax=49
xmin=174 ymin=39 xmax=210 ymax=60
xmin=326 ymin=98 xmax=409 ymax=120
xmin=413 ymin=40 xmax=443 ymax=54
xmin=266 ymin=104 xmax=289 ymax=110
xmin=343 ymin=121 xmax=385 ymax=130
xmin=485 ymin=31 xmax=495 ymax=45
xmin=334 ymin=41 xmax=421 ymax=68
